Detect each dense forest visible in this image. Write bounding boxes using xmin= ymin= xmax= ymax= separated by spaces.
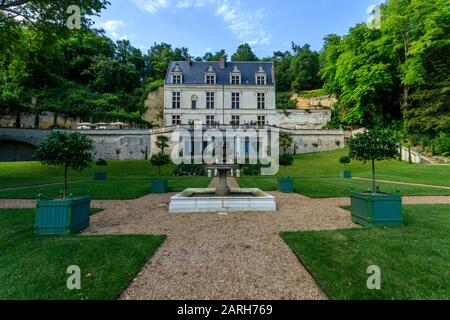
xmin=0 ymin=0 xmax=449 ymax=154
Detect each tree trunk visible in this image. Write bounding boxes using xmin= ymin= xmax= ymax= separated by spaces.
xmin=372 ymin=159 xmax=376 ymax=193
xmin=64 ymin=165 xmax=68 ymax=199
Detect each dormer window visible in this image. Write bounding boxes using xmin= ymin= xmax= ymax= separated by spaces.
xmin=172 ymin=75 xmax=182 ymax=84
xmin=230 ymin=65 xmax=241 ymax=85
xmin=171 ymin=63 xmax=183 ymax=84
xmin=255 ymin=66 xmax=266 ymax=85
xmin=205 ymin=65 xmax=216 ymax=85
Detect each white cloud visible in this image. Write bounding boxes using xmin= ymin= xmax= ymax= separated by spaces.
xmin=132 ymin=0 xmax=170 ymax=15
xmin=100 ymin=20 xmax=125 ymax=32
xmin=131 ymin=0 xmax=271 ymax=46
xmin=216 ymin=0 xmax=270 ymax=46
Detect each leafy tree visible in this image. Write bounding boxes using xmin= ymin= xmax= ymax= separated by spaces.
xmin=0 ymin=0 xmax=109 ymax=28
xmin=146 ymin=42 xmax=189 ymax=80
xmin=231 ymin=43 xmax=258 ymax=61
xmin=203 ymin=49 xmax=227 ymax=62
xmin=348 ymin=128 xmax=399 ymax=193
xmin=290 ymin=43 xmax=322 ymax=91
xmin=33 ymin=132 xmax=94 ymax=198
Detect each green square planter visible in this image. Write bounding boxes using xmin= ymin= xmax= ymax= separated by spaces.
xmin=151 ymin=178 xmax=168 ymax=194
xmin=278 ymin=177 xmax=294 ymax=193
xmin=35 ymin=196 xmax=91 ymax=235
xmin=94 ymin=172 xmax=107 ymax=180
xmin=340 ymin=170 xmax=352 ymax=179
xmin=351 ymin=192 xmax=403 ymax=227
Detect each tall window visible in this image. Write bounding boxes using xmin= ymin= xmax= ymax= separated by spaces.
xmin=191 ymin=100 xmax=197 ymax=109
xmin=206 ymin=75 xmax=216 ymax=84
xmin=172 ymin=115 xmax=181 ymax=125
xmin=257 ymin=116 xmax=266 ymax=126
xmin=172 ymin=75 xmax=182 ymax=84
xmin=231 ymin=92 xmax=240 ymax=109
xmin=206 ymin=92 xmax=215 ymax=109
xmin=256 ymin=75 xmax=265 ymax=85
xmin=257 ymin=93 xmax=265 ymax=109
xmin=231 ymin=75 xmax=240 ymax=85
xmin=172 ymin=92 xmax=181 ymax=109
xmin=206 ymin=115 xmax=215 ymax=125
xmin=231 ymin=115 xmax=240 ymax=125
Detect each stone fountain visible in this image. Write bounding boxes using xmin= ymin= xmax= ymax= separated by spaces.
xmin=169 ymin=164 xmax=276 ymax=213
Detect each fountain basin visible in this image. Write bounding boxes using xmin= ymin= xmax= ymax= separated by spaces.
xmin=169 ymin=188 xmax=276 ymax=213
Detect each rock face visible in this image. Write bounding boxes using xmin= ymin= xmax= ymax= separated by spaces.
xmin=291 ymin=94 xmax=337 ymax=109
xmin=142 ymin=87 xmax=164 ymax=127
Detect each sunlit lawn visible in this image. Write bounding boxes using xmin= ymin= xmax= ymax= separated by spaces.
xmin=281 ymin=204 xmax=450 ymax=300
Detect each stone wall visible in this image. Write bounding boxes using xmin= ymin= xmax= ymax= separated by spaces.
xmin=283 ymin=129 xmax=345 ymax=154
xmin=0 ymin=112 xmax=81 ymax=129
xmin=62 ymin=130 xmax=152 ymax=160
xmin=291 ymin=94 xmax=337 ymax=109
xmin=276 ymin=109 xmax=331 ymax=129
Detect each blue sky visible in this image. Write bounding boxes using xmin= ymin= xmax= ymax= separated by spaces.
xmin=93 ymin=0 xmax=385 ymax=57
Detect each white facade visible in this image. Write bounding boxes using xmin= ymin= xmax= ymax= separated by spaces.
xmin=163 ymin=60 xmax=277 ymax=127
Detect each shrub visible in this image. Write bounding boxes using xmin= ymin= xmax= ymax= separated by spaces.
xmin=279 ymin=153 xmax=294 ymax=173
xmin=433 ymin=133 xmax=450 ymax=156
xmin=174 ymin=164 xmax=205 ymax=176
xmin=96 ymin=159 xmax=107 ymax=166
xmin=150 ymin=153 xmax=170 ymax=178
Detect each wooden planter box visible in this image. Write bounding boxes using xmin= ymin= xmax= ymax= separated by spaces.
xmin=35 ymin=196 xmax=91 ymax=235
xmin=151 ymin=178 xmax=168 ymax=194
xmin=340 ymin=170 xmax=352 ymax=179
xmin=94 ymin=172 xmax=107 ymax=180
xmin=351 ymin=192 xmax=403 ymax=227
xmin=278 ymin=177 xmax=294 ymax=193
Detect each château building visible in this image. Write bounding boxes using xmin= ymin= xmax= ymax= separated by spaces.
xmin=164 ymin=57 xmax=277 ymax=127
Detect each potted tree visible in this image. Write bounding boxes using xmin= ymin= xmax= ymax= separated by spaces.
xmin=339 ymin=155 xmax=352 ymax=178
xmin=278 ymin=133 xmax=295 ymax=193
xmin=150 ymin=135 xmax=171 ymax=193
xmin=33 ymin=132 xmax=94 ymax=235
xmin=348 ymin=128 xmax=402 ymax=226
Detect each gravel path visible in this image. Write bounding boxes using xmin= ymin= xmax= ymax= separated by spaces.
xmin=1 ymin=194 xmax=449 ymax=300
xmin=352 ymin=177 xmax=450 ymax=190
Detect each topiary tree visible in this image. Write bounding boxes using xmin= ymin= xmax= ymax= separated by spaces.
xmin=150 ymin=153 xmax=170 ymax=178
xmin=279 ymin=132 xmax=293 ymax=154
xmin=34 ymin=132 xmax=94 ymax=199
xmin=155 ymin=135 xmax=170 ymax=154
xmin=279 ymin=153 xmax=294 ymax=173
xmin=348 ymin=128 xmax=399 ymax=193
xmin=339 ymin=155 xmax=351 ymax=170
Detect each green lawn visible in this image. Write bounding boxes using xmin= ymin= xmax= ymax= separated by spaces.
xmin=238 ymin=149 xmax=450 ymax=197
xmin=239 ymin=176 xmax=450 ymax=198
xmin=281 ymin=204 xmax=450 ymax=300
xmin=0 ymin=161 xmax=210 ymax=199
xmin=0 ymin=208 xmax=166 ymax=300
xmin=281 ymin=149 xmax=450 ymax=187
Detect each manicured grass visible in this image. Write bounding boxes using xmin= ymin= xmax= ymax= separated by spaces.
xmin=0 ymin=161 xmax=210 ymax=199
xmin=0 ymin=208 xmax=166 ymax=300
xmin=281 ymin=204 xmax=450 ymax=300
xmin=0 ymin=177 xmax=210 ymax=199
xmin=279 ymin=149 xmax=450 ymax=187
xmin=239 ymin=176 xmax=450 ymax=198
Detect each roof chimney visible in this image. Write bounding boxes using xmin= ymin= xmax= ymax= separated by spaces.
xmin=188 ymin=56 xmax=192 ymax=67
xmin=219 ymin=56 xmax=225 ymax=69
xmin=271 ymin=64 xmax=276 ymax=84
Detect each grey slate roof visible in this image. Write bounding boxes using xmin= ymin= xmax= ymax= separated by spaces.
xmin=165 ymin=61 xmax=274 ymax=86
